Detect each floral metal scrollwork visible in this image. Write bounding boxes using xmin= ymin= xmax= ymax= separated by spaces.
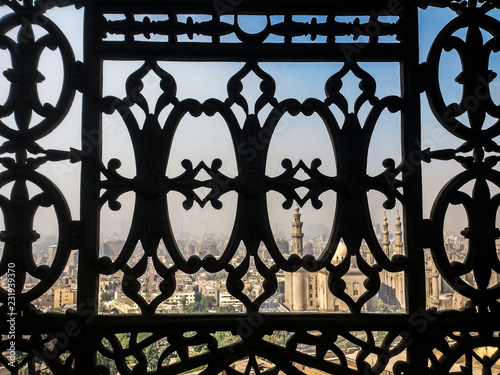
xmin=0 ymin=10 xmax=76 ymax=140
xmin=0 ymin=1 xmax=78 ymax=314
xmin=97 ymin=58 xmax=406 ymax=315
xmin=425 ymin=2 xmax=500 ymax=312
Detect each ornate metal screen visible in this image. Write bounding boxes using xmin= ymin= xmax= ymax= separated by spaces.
xmin=1 ymin=0 xmax=500 ymax=373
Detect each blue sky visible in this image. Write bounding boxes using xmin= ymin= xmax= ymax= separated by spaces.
xmin=0 ymin=5 xmax=498 ymax=242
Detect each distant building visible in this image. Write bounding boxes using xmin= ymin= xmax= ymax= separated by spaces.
xmin=276 ymin=238 xmax=290 ymax=255
xmin=187 ymin=241 xmax=198 ymax=256
xmin=47 ymin=244 xmax=57 ymax=263
xmin=373 ymin=222 xmax=382 ymax=241
xmin=37 ymin=293 xmax=54 ymax=310
xmin=284 ymin=207 xmax=375 ymax=312
xmin=379 ymin=214 xmax=405 ymax=310
xmin=303 ymin=241 xmax=314 ymax=255
xmin=285 ymin=208 xmax=421 ymax=312
xmin=283 ymin=208 xmax=481 ymax=313
xmin=219 ymin=285 xmax=244 ymax=309
xmin=102 ymin=240 xmax=124 ymax=258
xmin=201 ymin=283 xmax=220 ymax=306
xmin=200 ymin=241 xmax=218 ymax=257
xmin=69 ymin=251 xmax=78 ymax=266
xmin=53 ymin=287 xmax=77 ymax=308
xmin=170 ymin=291 xmax=196 ymax=307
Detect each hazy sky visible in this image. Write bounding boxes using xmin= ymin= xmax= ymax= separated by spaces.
xmin=0 ymin=5 xmax=498 ymax=242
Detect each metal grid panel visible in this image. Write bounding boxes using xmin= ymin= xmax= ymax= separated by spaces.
xmin=0 ymin=0 xmax=499 ymax=373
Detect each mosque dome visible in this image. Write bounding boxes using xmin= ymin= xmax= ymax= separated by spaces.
xmin=332 ymin=241 xmax=347 ymax=265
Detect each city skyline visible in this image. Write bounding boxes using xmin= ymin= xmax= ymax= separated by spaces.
xmin=13 ymin=205 xmax=481 ymax=317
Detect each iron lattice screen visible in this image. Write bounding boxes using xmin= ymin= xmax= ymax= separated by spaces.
xmin=0 ymin=0 xmax=500 ymax=373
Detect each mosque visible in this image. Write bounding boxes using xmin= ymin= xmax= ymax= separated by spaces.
xmin=283 ymin=207 xmax=477 ymax=312
xmin=284 ymin=206 xmax=380 ymax=312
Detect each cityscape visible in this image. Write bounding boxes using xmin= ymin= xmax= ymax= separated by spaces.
xmin=13 ymin=208 xmax=488 ymax=316
xmin=2 ymin=208 xmax=498 ymax=374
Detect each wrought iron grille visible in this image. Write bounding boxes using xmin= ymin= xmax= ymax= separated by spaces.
xmin=1 ymin=0 xmax=499 ymax=373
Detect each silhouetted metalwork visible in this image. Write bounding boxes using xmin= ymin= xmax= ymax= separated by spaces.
xmin=0 ymin=0 xmax=499 ymax=373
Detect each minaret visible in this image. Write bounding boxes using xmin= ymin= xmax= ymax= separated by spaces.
xmin=284 ymin=206 xmax=308 ymax=311
xmin=394 ymin=211 xmax=403 ymax=255
xmin=292 ymin=206 xmax=304 ymax=256
xmin=382 ymin=214 xmax=390 ymax=255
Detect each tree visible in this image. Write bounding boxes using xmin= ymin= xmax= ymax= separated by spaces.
xmin=213 ymin=331 xmax=240 ymax=348
xmin=180 ymin=296 xmax=187 ymax=310
xmin=144 ymin=342 xmax=159 ymax=371
xmin=376 ymin=299 xmax=390 ymax=313
xmin=185 ymin=302 xmax=207 ymax=313
xmin=206 ymin=272 xmax=226 ymax=281
xmin=194 ymin=291 xmax=202 ymax=302
xmin=262 ymin=331 xmax=294 ymax=349
xmin=200 ymin=296 xmax=216 ymax=310
xmin=215 ymin=305 xmax=237 ymax=313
